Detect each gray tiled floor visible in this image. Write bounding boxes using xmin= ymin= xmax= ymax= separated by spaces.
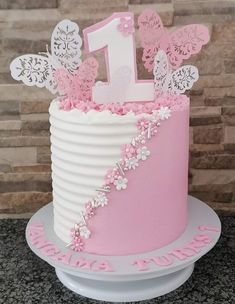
xmin=0 ymin=216 xmax=234 ymax=304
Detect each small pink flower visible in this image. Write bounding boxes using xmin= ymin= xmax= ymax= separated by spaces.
xmin=144 ymin=102 xmax=156 ymax=113
xmin=70 ymin=228 xmax=80 ymax=238
xmin=117 ymin=17 xmax=135 ymax=37
xmin=84 ymin=202 xmax=95 ymax=219
xmin=150 ymin=124 xmax=158 ymax=136
xmin=125 ymin=103 xmax=137 ymax=113
xmin=121 ymin=143 xmax=136 ymax=158
xmin=105 ymin=168 xmax=119 ymax=185
xmin=75 ymin=102 xmax=89 ymax=112
xmin=59 ymin=98 xmax=75 ymax=111
xmin=136 ymin=118 xmax=150 ymax=132
xmin=135 ymin=104 xmax=144 ymax=114
xmin=71 ymin=236 xmax=84 ymax=252
xmin=134 ymin=133 xmax=146 ymax=145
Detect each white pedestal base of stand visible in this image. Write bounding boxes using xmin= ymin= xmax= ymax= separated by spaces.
xmin=55 ymin=264 xmax=194 ymax=302
xmin=26 ymin=196 xmax=221 ymax=302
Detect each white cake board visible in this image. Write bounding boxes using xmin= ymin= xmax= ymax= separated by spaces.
xmin=26 ymin=196 xmax=221 ymax=302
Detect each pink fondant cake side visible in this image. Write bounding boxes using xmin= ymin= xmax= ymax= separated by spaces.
xmin=84 ymin=107 xmax=189 ymax=255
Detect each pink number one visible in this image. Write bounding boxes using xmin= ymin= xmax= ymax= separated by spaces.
xmin=83 ymin=12 xmax=154 ymax=104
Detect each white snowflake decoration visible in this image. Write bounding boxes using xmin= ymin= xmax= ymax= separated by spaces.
xmin=93 ymin=192 xmax=108 ymax=207
xmin=114 ymin=176 xmax=128 ymax=190
xmin=137 ymin=146 xmax=150 ymax=161
xmin=79 ymin=225 xmax=91 ymax=239
xmin=158 ymin=106 xmax=171 ymax=120
xmin=125 ymin=157 xmax=139 ymax=170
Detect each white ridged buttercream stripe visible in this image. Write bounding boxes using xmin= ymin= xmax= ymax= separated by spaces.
xmin=49 ymin=99 xmax=141 ymax=244
xmin=51 ymin=155 xmax=107 ymax=177
xmin=51 ymin=146 xmax=120 ymax=167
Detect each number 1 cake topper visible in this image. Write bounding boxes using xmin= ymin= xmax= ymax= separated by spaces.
xmin=10 ymin=10 xmax=210 ymax=107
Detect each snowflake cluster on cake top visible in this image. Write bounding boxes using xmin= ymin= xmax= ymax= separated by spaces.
xmin=10 ymin=10 xmax=209 ymax=113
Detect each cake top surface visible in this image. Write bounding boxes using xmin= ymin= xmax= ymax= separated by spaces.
xmin=10 ymin=9 xmax=209 ymax=115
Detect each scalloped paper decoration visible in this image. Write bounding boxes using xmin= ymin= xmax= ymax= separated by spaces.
xmin=138 ymin=9 xmax=210 ymax=72
xmin=153 ymin=50 xmax=199 ymax=95
xmin=10 ymin=20 xmax=83 ymax=94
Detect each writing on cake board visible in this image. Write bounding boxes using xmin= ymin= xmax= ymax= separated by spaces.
xmin=27 ymin=224 xmax=219 ymax=273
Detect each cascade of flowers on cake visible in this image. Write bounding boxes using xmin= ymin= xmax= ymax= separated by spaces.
xmin=9 ymin=9 xmax=209 ymax=252
xmin=69 ymin=108 xmax=171 ymax=251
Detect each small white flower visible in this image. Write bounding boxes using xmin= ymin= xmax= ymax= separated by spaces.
xmin=137 ymin=146 xmax=150 ymax=161
xmin=93 ymin=192 xmax=108 ymax=207
xmin=79 ymin=225 xmax=91 ymax=239
xmin=114 ymin=176 xmax=128 ymax=190
xmin=125 ymin=157 xmax=139 ymax=170
xmin=158 ymin=106 xmax=171 ymax=120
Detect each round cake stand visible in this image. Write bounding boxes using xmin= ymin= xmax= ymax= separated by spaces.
xmin=55 ymin=264 xmax=195 ymax=302
xmin=26 ymin=196 xmax=221 ymax=302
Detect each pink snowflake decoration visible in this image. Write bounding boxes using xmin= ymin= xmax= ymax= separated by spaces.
xmin=117 ymin=17 xmax=135 ymax=36
xmin=121 ymin=143 xmax=136 ymax=159
xmin=84 ymin=202 xmax=95 ymax=220
xmin=104 ymin=168 xmax=119 ymax=185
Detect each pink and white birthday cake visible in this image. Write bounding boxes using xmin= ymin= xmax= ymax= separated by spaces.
xmin=10 ymin=10 xmax=210 ymax=257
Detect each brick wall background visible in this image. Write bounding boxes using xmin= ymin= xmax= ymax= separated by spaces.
xmin=0 ymin=0 xmax=235 ymax=217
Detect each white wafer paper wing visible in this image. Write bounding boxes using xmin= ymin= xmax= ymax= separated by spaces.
xmin=153 ymin=50 xmax=199 ymax=94
xmin=153 ymin=50 xmax=170 ymax=91
xmin=168 ymin=65 xmax=199 ymax=94
xmin=51 ymin=19 xmax=82 ymax=73
xmin=10 ymin=54 xmax=57 ymax=93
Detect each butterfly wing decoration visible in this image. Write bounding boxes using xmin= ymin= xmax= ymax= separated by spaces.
xmin=10 ymin=20 xmax=82 ymax=94
xmin=54 ymin=57 xmax=99 ymax=101
xmin=138 ymin=9 xmax=164 ymax=49
xmin=51 ymin=19 xmax=82 ymax=73
xmin=10 ymin=54 xmax=57 ymax=93
xmin=138 ymin=10 xmax=210 ymax=72
xmin=74 ymin=57 xmax=99 ymax=101
xmin=138 ymin=9 xmax=165 ymax=72
xmin=164 ymin=24 xmax=210 ymax=69
xmin=153 ymin=50 xmax=170 ymax=92
xmin=154 ymin=50 xmax=199 ymax=95
xmin=94 ymin=66 xmax=132 ymax=104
